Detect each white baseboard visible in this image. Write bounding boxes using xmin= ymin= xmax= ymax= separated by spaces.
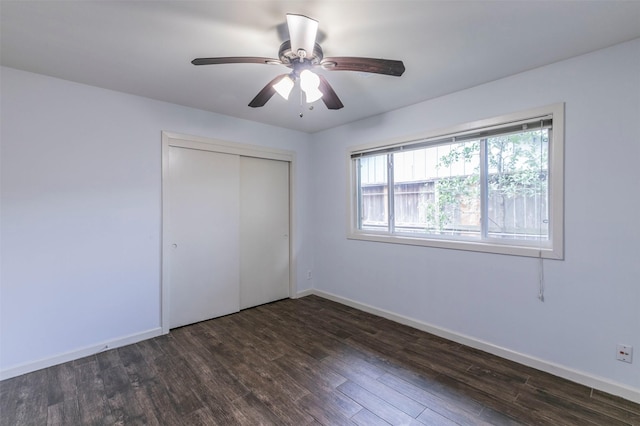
xmin=0 ymin=327 xmax=163 ymax=381
xmin=309 ymin=289 xmax=640 ymax=404
xmin=295 ymin=289 xmax=314 ymax=298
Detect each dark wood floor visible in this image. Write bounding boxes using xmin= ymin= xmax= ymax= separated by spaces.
xmin=1 ymin=295 xmax=639 ymax=425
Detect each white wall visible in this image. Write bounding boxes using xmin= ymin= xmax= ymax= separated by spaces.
xmin=310 ymin=39 xmax=640 ymax=400
xmin=0 ymin=67 xmax=313 ymax=377
xmin=2 ymin=39 xmax=639 ymax=402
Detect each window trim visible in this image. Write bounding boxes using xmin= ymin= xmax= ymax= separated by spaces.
xmin=347 ymin=103 xmax=564 ymax=259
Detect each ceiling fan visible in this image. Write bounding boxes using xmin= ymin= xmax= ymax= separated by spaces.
xmin=192 ymin=14 xmax=405 ymax=110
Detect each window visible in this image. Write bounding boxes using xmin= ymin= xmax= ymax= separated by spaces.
xmin=348 ymin=104 xmax=564 ymax=259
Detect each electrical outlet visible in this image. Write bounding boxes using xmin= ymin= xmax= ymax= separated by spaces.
xmin=306 ymin=270 xmax=312 ymax=280
xmin=616 ymin=344 xmax=633 ymax=363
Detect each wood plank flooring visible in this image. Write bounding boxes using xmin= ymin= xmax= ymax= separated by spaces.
xmin=1 ymin=295 xmax=639 ymax=425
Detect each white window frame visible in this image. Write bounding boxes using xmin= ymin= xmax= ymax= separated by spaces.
xmin=347 ymin=103 xmax=564 ymax=259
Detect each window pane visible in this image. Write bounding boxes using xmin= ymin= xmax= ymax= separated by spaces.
xmin=358 ymin=155 xmax=388 ymax=231
xmin=393 ymin=142 xmax=481 ymax=237
xmin=487 ymin=130 xmax=549 ymax=241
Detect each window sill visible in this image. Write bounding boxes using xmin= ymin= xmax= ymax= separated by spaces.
xmin=347 ymin=231 xmax=563 ymax=259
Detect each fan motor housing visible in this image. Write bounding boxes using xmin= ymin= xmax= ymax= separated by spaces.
xmin=278 ymin=40 xmax=324 ymax=68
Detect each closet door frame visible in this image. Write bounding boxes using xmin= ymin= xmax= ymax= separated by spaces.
xmin=161 ymin=131 xmax=295 ymax=334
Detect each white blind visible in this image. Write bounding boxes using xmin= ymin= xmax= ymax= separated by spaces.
xmin=351 ymin=115 xmax=552 ymax=159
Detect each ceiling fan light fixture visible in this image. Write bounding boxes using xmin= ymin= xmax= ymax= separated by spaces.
xmin=300 ymin=69 xmax=323 ymax=103
xmin=192 ymin=13 xmax=405 ymax=111
xmin=273 ymin=74 xmax=294 ymax=100
xmin=304 ymin=87 xmax=323 ymax=103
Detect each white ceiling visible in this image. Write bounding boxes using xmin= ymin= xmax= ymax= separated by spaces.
xmin=2 ymin=1 xmax=639 ymax=133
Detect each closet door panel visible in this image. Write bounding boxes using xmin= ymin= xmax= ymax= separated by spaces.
xmin=167 ymin=146 xmax=240 ymax=328
xmin=239 ymin=157 xmax=290 ymax=309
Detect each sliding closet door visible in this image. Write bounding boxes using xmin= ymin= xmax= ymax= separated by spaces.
xmin=239 ymin=156 xmax=290 ymax=309
xmin=167 ymin=146 xmax=240 ymax=328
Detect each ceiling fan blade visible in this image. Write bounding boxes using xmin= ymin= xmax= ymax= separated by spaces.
xmin=317 ymin=75 xmax=344 ymax=110
xmin=286 ymin=14 xmax=318 ymax=57
xmin=248 ymin=74 xmax=289 ymax=108
xmin=321 ymin=57 xmax=405 ymax=76
xmin=192 ymin=57 xmax=281 ymax=66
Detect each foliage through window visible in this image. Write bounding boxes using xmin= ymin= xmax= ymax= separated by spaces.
xmin=349 ymin=105 xmax=563 ymax=258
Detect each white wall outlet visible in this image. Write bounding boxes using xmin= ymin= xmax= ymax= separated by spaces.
xmin=306 ymin=270 xmax=312 ymax=280
xmin=616 ymin=344 xmax=633 ymax=363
